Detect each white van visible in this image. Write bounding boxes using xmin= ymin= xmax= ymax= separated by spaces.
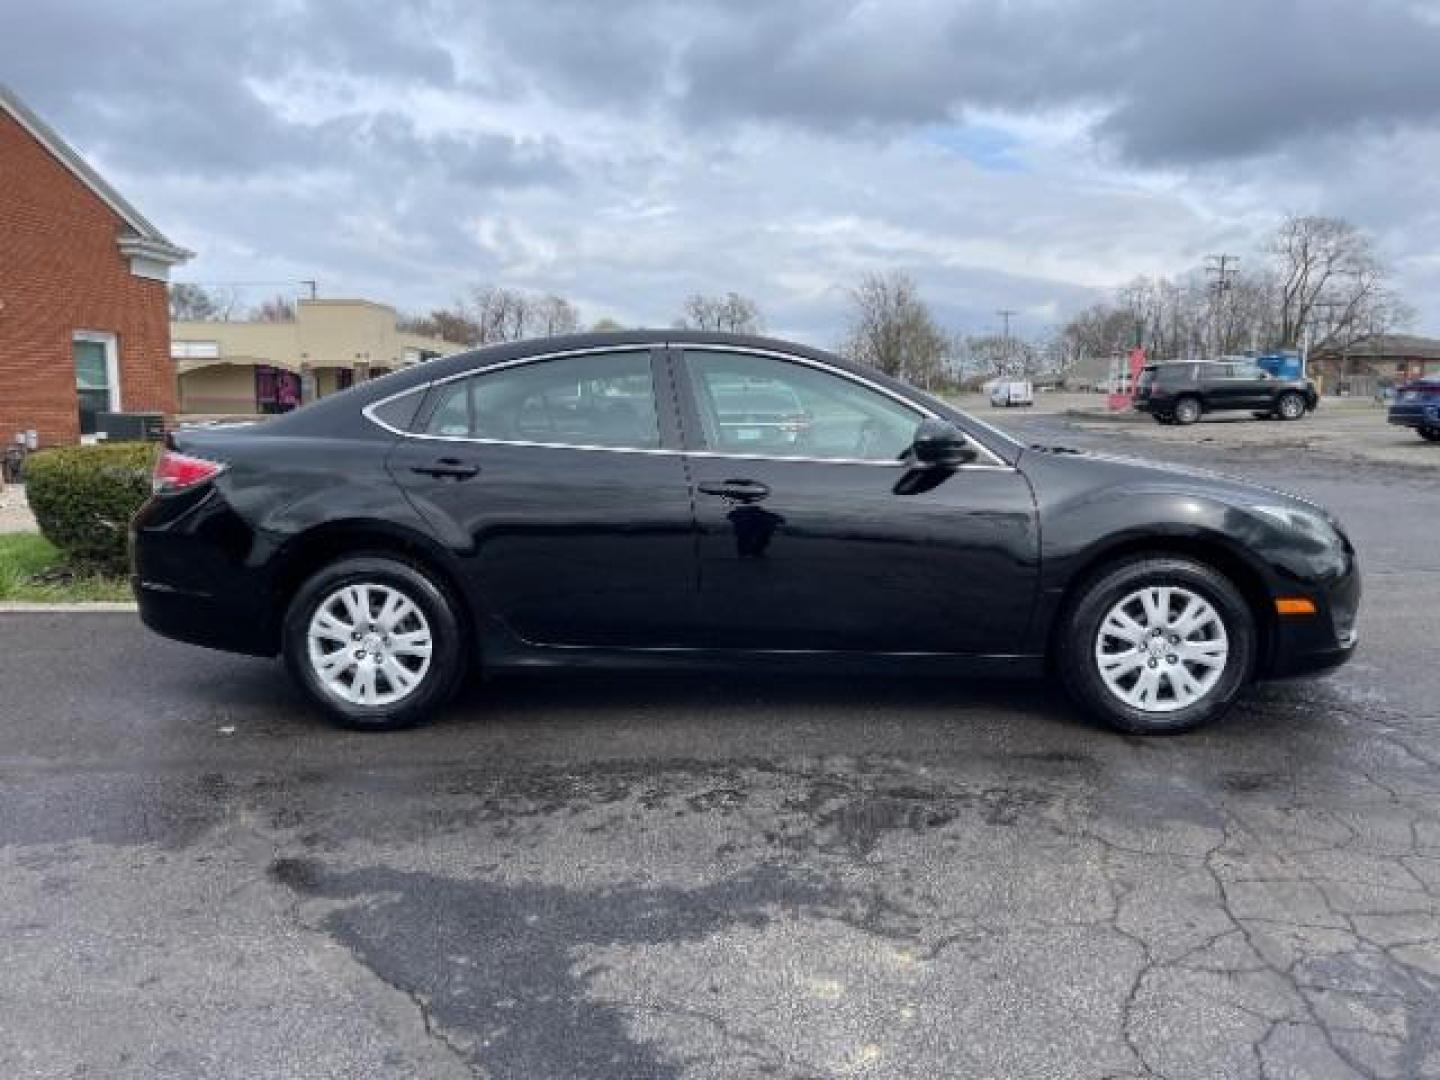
xmin=989 ymin=379 xmax=1034 ymax=408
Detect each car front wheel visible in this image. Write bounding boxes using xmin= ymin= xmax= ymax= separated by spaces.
xmin=283 ymin=556 xmax=466 ymax=729
xmin=1419 ymin=427 xmax=1440 ymax=443
xmin=1057 ymin=556 xmax=1255 ymax=734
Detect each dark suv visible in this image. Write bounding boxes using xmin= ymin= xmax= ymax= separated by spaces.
xmin=1386 ymin=378 xmax=1440 ymax=442
xmin=1134 ymin=361 xmax=1318 ymax=425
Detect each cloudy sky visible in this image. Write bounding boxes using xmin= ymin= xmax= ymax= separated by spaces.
xmin=7 ymin=0 xmax=1440 ymax=343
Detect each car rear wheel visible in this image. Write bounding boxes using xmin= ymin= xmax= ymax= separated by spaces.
xmin=1419 ymin=427 xmax=1440 ymax=443
xmin=1172 ymin=397 xmax=1201 ymax=425
xmin=1057 ymin=556 xmax=1255 ymax=734
xmin=283 ymin=556 xmax=466 ymax=729
xmin=1277 ymin=392 xmax=1307 ymax=420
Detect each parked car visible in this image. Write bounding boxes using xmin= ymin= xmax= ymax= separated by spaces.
xmin=1387 ymin=378 xmax=1440 ymax=442
xmin=132 ymin=331 xmax=1359 ymax=735
xmin=989 ymin=379 xmax=1034 ymax=408
xmin=710 ymin=380 xmax=811 ymax=450
xmin=1134 ymin=360 xmax=1318 ymax=425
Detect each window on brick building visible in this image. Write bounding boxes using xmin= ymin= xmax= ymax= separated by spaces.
xmin=73 ymin=332 xmax=119 ymax=436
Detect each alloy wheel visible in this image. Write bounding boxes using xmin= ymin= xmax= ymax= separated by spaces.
xmin=306 ymin=583 xmax=433 ymax=706
xmin=1093 ymin=585 xmax=1229 ymax=713
xmin=1279 ymin=394 xmax=1305 ymax=420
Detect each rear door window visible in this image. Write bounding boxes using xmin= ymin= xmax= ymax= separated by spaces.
xmin=422 ymin=351 xmax=661 ymax=449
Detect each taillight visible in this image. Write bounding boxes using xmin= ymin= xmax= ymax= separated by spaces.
xmin=153 ymin=449 xmax=224 ymax=493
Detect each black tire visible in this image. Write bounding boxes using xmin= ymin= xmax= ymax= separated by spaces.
xmin=1056 ymin=555 xmax=1256 ymax=735
xmin=1420 ymin=427 xmax=1440 ymax=443
xmin=1172 ymin=396 xmax=1201 ymax=425
xmin=282 ymin=555 xmax=467 ymax=730
xmin=1276 ymin=392 xmax=1307 ymax=421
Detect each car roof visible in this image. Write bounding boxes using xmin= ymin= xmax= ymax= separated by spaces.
xmin=285 ymin=330 xmax=873 ymax=417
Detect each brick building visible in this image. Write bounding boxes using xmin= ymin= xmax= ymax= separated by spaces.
xmin=0 ymin=84 xmax=190 ymax=447
xmin=1308 ymin=333 xmax=1440 ymax=397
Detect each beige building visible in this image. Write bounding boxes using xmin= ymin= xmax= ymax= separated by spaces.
xmin=172 ymin=299 xmax=454 ymax=416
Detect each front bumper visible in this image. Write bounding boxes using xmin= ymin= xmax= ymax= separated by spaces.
xmin=1264 ymin=553 xmax=1361 ymax=679
xmin=1388 ymin=404 xmax=1438 ymax=429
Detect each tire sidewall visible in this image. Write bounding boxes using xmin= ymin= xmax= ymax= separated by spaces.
xmin=1060 ymin=557 xmax=1255 ymax=734
xmin=283 ymin=556 xmax=465 ymax=729
xmin=1278 ymin=392 xmax=1305 ymax=420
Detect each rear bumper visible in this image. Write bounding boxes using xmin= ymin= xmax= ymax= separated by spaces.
xmin=133 ymin=578 xmax=277 ymax=657
xmin=130 ymin=488 xmax=280 ymax=658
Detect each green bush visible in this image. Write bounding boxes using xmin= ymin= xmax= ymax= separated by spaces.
xmin=24 ymin=443 xmax=155 ymax=573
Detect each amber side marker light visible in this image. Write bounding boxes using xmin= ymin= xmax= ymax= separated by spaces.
xmin=1275 ymin=598 xmax=1318 ymax=616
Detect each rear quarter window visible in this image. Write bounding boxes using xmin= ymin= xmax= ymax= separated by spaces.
xmin=369 ymin=388 xmax=426 ymax=432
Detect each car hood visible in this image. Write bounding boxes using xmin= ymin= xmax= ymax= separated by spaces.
xmin=1021 ymin=444 xmax=1330 ymax=517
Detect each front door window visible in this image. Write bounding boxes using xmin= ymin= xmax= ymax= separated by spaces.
xmin=682 ymin=350 xmax=920 ymax=461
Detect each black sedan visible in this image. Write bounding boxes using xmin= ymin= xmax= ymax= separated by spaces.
xmin=1387 ymin=378 xmax=1440 ymax=441
xmin=132 ymin=332 xmax=1359 ymax=735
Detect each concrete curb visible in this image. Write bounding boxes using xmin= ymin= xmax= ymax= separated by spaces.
xmin=0 ymin=602 xmax=138 ymax=613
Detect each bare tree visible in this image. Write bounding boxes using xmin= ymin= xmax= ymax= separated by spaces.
xmin=169 ymin=283 xmax=220 ymax=322
xmin=467 ymin=284 xmax=530 ymax=344
xmin=252 ymin=294 xmax=296 ymax=322
xmin=1268 ymin=214 xmax=1381 ymax=350
xmin=677 ymin=292 xmax=764 ymax=334
xmin=841 ymin=272 xmax=948 ymax=386
xmin=399 ymin=307 xmax=482 ymax=346
xmin=532 ymin=294 xmax=580 ymax=337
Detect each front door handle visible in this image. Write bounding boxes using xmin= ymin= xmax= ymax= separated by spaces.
xmin=411 ymin=457 xmax=480 ymax=480
xmin=698 ymin=478 xmax=771 ymax=503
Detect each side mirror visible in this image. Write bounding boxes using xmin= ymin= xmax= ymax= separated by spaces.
xmin=909 ymin=418 xmax=977 ymax=468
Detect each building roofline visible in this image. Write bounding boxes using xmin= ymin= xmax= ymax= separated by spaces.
xmin=0 ymin=82 xmax=192 ymax=266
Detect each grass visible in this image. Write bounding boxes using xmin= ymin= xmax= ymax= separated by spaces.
xmin=0 ymin=533 xmax=132 ymax=602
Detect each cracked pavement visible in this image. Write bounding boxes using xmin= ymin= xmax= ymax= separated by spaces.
xmin=2 ymin=415 xmax=1438 ymax=1078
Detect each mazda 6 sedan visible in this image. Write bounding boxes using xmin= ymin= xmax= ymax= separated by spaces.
xmin=132 ymin=331 xmax=1359 ymax=734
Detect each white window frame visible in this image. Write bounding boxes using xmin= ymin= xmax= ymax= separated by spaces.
xmin=73 ymin=331 xmax=121 ymax=437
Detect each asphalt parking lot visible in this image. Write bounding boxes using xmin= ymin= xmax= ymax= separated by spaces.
xmin=3 ymin=414 xmax=1439 ymax=1079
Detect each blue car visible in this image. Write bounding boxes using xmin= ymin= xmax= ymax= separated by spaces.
xmin=1388 ymin=379 xmax=1440 ymax=442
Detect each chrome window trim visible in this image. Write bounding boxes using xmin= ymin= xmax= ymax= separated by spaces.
xmin=361 ymin=340 xmax=1014 ymax=470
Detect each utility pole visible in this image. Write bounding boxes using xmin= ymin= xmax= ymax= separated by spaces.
xmin=1205 ymin=254 xmax=1238 ymax=357
xmin=997 ymin=309 xmax=1017 ymax=374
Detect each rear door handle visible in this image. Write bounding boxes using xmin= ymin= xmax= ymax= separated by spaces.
xmin=410 ymin=457 xmax=480 ymax=480
xmin=697 ymin=479 xmax=770 ymax=503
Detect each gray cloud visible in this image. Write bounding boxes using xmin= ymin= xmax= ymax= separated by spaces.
xmin=3 ymin=0 xmax=1438 ymax=336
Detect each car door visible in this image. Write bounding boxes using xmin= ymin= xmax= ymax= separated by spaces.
xmin=1197 ymin=363 xmax=1237 ymax=411
xmin=1228 ymin=362 xmax=1273 ymax=409
xmin=386 ymin=346 xmax=698 ymax=648
xmin=672 ymin=346 xmax=1039 ymax=654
